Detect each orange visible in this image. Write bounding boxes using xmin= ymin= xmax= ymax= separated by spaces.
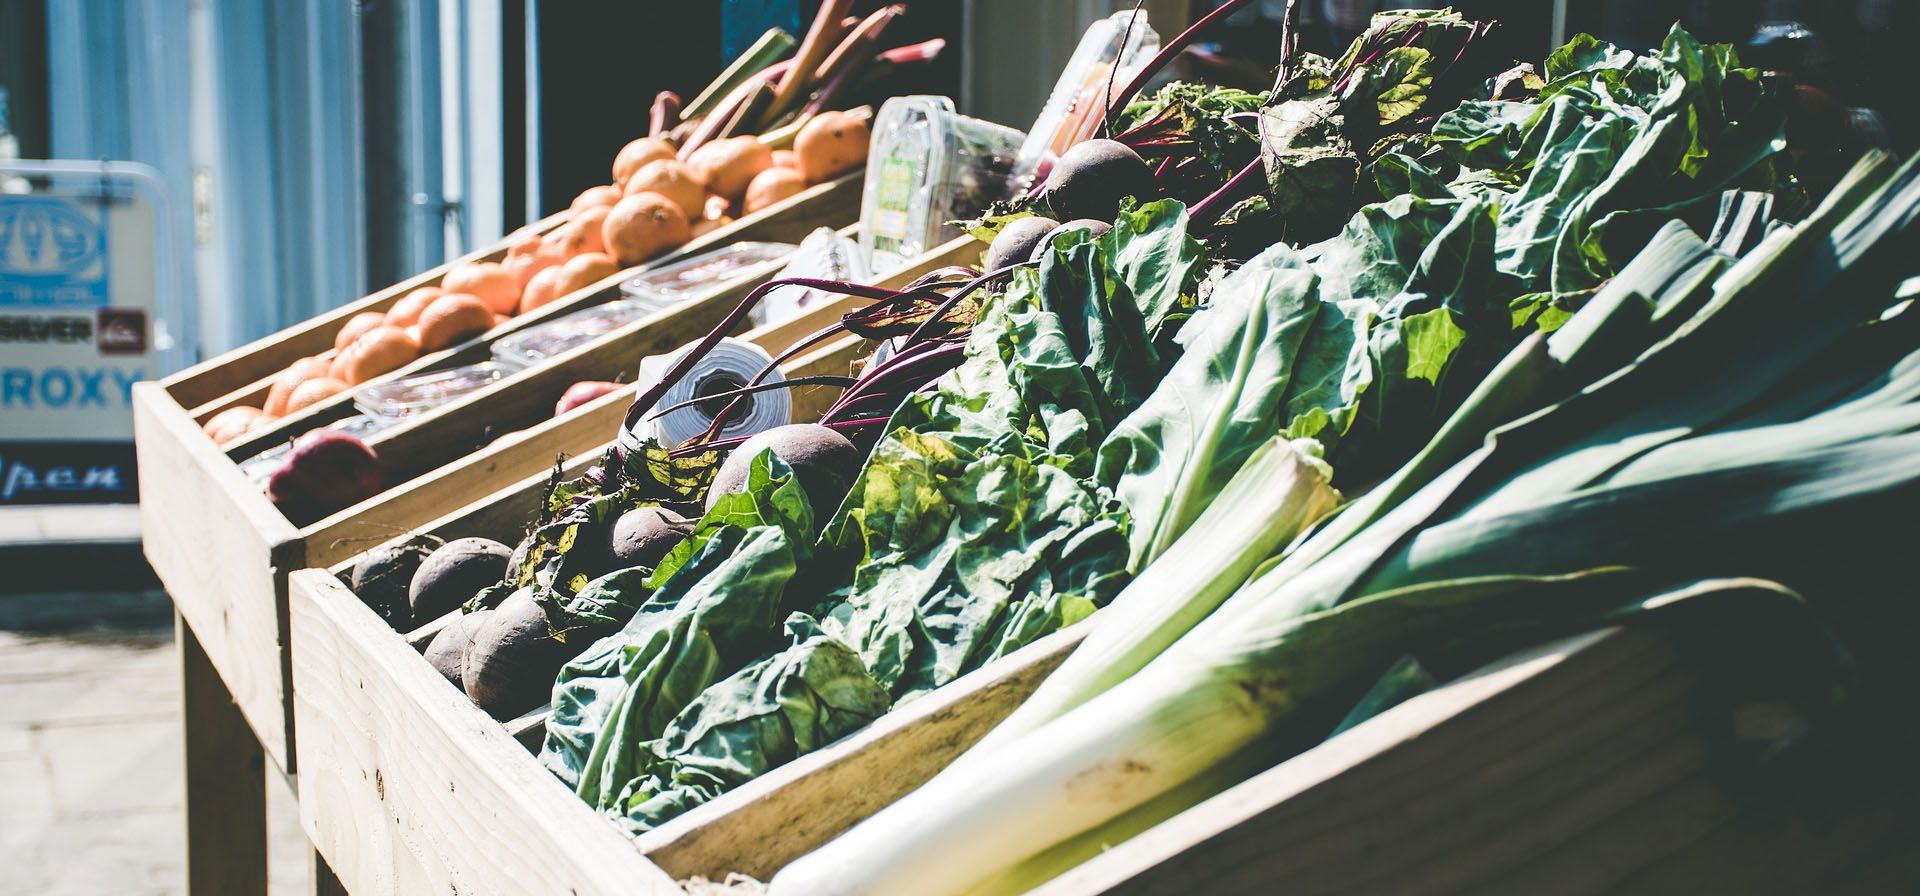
xmin=286 ymin=377 xmax=350 ymax=414
xmin=203 ymin=406 xmax=268 ymax=445
xmin=334 ymin=311 xmax=387 ymax=351
xmin=552 ymin=205 xmax=611 ymax=258
xmin=612 ymin=137 xmax=675 ymax=187
xmin=415 ymin=293 xmax=496 ymax=351
xmin=570 ymin=185 xmax=621 ymax=213
xmin=622 ymin=159 xmax=706 ymax=219
xmin=333 ymin=325 xmax=420 ymax=385
xmin=388 ymin=287 xmax=440 ymax=328
xmin=744 ymin=167 xmax=807 ymax=214
xmin=554 ymin=252 xmax=619 ymax=296
xmin=502 ymin=247 xmax=559 ymax=290
xmin=264 ymin=356 xmax=331 ymax=417
xmin=519 ymin=267 xmax=567 ymax=315
xmin=772 ymin=149 xmax=801 ymax=171
xmin=503 ymin=227 xmax=544 ymax=257
xmin=703 ymin=194 xmax=734 ymax=221
xmin=686 ymin=137 xmax=773 ymax=202
xmin=504 ymin=230 xmax=547 ymax=264
xmin=794 ymin=111 xmax=869 ymax=183
xmin=602 ymin=193 xmax=691 ymax=265
xmin=441 ymin=262 xmax=521 ymax=315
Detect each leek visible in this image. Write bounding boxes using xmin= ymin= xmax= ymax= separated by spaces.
xmin=964 ymin=436 xmax=1340 ymax=758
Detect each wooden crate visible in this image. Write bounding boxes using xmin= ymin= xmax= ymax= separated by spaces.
xmin=293 ymin=544 xmax=1919 ymax=896
xmin=288 ymin=239 xmax=1024 ymax=892
xmin=288 ymin=561 xmax=1078 ymax=895
xmin=207 ymin=173 xmax=862 ymax=461
xmin=135 ymin=177 xmax=866 ymax=774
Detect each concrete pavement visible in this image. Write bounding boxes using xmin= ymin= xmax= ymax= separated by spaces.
xmin=0 ymin=587 xmax=308 ymax=895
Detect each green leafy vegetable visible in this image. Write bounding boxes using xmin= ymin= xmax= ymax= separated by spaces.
xmin=822 ymin=430 xmax=1127 ymax=702
xmin=601 ymin=614 xmax=890 ymax=832
xmin=771 ymin=147 xmax=1920 ymax=896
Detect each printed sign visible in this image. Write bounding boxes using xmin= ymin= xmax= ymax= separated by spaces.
xmin=0 ymin=189 xmax=158 ymax=504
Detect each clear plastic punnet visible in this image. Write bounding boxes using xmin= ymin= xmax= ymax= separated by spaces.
xmin=859 ymin=96 xmax=1026 ymax=268
xmin=491 ymin=300 xmax=656 ymax=368
xmin=354 ymin=361 xmax=519 ymax=419
xmin=1010 ymin=10 xmax=1162 ymax=195
xmin=618 ymin=241 xmax=796 ymax=308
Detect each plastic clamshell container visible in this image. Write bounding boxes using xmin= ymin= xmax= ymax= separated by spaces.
xmin=353 ymin=361 xmax=519 ymax=419
xmin=618 ymin=241 xmax=797 ymax=307
xmin=1011 ymin=10 xmax=1161 ymax=193
xmin=859 ymin=96 xmax=1025 ymax=268
xmin=490 ymin=299 xmax=657 ymax=368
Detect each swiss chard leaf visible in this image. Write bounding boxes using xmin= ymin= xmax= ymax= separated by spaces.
xmin=822 ymin=430 xmax=1129 ymax=701
xmin=1096 ymin=242 xmax=1334 ymax=567
xmin=540 ymin=453 xmax=811 ymax=808
xmin=604 ymin=613 xmax=891 ymax=833
xmin=1365 ymin=47 xmax=1436 ymax=126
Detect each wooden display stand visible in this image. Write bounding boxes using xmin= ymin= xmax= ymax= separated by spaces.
xmin=134 ymin=174 xmax=866 ymax=894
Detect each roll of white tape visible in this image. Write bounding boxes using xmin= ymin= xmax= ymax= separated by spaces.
xmin=636 ymin=338 xmax=789 ymax=447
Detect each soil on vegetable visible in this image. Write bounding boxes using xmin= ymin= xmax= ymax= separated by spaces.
xmin=1064 ymin=757 xmax=1156 ymax=804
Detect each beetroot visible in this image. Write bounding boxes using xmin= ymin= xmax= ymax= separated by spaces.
xmin=462 ymin=589 xmax=578 ymax=719
xmin=607 ymin=505 xmax=694 ymax=570
xmin=982 ymin=216 xmax=1058 ymax=271
xmin=423 ymin=610 xmax=488 ymax=687
xmin=506 ymin=536 xmax=530 ymax=580
xmin=267 ymin=430 xmax=383 ymax=526
xmin=1043 ymin=139 xmax=1152 ymax=221
xmin=556 ymin=380 xmax=624 ymax=417
xmin=1030 ymin=219 xmax=1113 ymax=262
xmin=408 ymin=537 xmax=512 ymax=622
xmin=350 ymin=535 xmax=437 ymax=629
xmin=705 ymin=423 xmax=862 ymax=524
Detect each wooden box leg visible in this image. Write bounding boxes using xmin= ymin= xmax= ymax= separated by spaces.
xmin=180 ymin=612 xmax=269 ymax=896
xmin=310 ymin=849 xmax=349 ymax=896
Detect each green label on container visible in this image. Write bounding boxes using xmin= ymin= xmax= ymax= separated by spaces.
xmin=872 ymin=156 xmax=920 ymax=256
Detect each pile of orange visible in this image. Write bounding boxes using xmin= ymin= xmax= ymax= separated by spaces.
xmin=583 ymin=108 xmax=868 ymax=271
xmin=203 ymin=110 xmax=869 ymax=447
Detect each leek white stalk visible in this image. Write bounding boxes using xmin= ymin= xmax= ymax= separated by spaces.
xmin=768 ymin=570 xmax=1617 ymax=896
xmin=965 ymin=436 xmax=1339 ymax=758
xmin=766 ymin=650 xmax=1275 ymax=896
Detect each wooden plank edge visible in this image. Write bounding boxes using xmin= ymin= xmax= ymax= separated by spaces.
xmin=134 ymin=382 xmax=304 ymax=770
xmin=289 ymin=569 xmax=680 ymax=895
